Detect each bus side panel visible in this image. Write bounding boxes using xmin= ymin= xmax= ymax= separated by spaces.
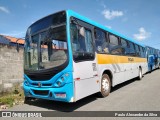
xmin=97 ymin=54 xmax=148 ymax=87
xmin=73 ymin=61 xmax=100 ymax=101
xmin=74 ymin=77 xmax=99 ymax=101
xmin=97 ymin=54 xmax=125 ymax=86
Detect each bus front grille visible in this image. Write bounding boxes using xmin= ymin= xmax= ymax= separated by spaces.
xmin=33 ymin=90 xmax=49 ymax=96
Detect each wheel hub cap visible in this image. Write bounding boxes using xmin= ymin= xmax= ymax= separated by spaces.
xmin=102 ymin=78 xmax=109 ymax=92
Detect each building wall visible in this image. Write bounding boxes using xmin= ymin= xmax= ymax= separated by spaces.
xmin=0 ymin=44 xmax=23 ymax=93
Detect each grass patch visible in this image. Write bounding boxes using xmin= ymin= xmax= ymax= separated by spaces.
xmin=0 ymin=96 xmax=14 ymax=107
xmin=0 ymin=85 xmax=24 ymax=108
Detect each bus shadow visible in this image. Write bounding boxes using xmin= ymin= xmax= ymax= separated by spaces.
xmin=25 ymin=93 xmax=98 ymax=112
xmin=111 ymin=69 xmax=157 ymax=93
xmin=111 ymin=78 xmax=137 ymax=93
xmin=145 ymin=68 xmax=159 ymax=74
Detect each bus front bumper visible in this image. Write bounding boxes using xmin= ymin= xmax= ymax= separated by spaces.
xmin=23 ymin=82 xmax=74 ymax=102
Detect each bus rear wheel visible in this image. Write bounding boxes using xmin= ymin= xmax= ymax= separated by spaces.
xmin=138 ymin=68 xmax=142 ymax=80
xmin=98 ymin=74 xmax=111 ymax=97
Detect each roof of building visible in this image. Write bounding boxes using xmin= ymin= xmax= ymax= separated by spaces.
xmin=0 ymin=34 xmax=24 ymax=44
xmin=0 ymin=35 xmax=10 ymax=44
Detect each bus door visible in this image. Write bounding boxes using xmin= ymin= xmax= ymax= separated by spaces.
xmin=70 ymin=19 xmax=99 ymax=101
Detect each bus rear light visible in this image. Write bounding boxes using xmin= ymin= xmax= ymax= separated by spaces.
xmin=55 ymin=93 xmax=66 ymax=98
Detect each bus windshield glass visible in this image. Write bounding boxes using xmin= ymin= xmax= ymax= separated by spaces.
xmin=24 ymin=12 xmax=68 ymax=71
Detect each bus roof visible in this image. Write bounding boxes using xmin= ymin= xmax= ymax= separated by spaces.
xmin=28 ymin=10 xmax=145 ymax=47
xmin=146 ymin=46 xmax=157 ymax=50
xmin=66 ymin=10 xmax=145 ymax=47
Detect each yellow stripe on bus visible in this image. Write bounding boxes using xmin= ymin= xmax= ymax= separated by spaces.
xmin=97 ymin=54 xmax=147 ymax=64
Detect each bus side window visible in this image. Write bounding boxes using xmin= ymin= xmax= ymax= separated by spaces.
xmin=70 ymin=23 xmax=79 ymax=53
xmin=128 ymin=42 xmax=136 ymax=56
xmin=121 ymin=38 xmax=129 ymax=55
xmin=135 ymin=44 xmax=140 ymax=57
xmin=140 ymin=47 xmax=144 ymax=58
xmin=78 ymin=27 xmax=86 ymax=52
xmin=95 ymin=28 xmax=109 ymax=53
xmin=85 ymin=28 xmax=94 ymax=53
xmin=71 ymin=23 xmax=94 ymax=61
xmin=109 ymin=34 xmax=122 ymax=55
xmin=143 ymin=47 xmax=146 ymax=58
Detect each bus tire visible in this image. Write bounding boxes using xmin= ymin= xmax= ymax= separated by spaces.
xmin=98 ymin=74 xmax=111 ymax=97
xmin=138 ymin=68 xmax=142 ymax=80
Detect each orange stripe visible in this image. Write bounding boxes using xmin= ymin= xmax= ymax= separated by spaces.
xmin=97 ymin=54 xmax=147 ymax=64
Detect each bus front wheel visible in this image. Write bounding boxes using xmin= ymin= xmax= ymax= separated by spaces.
xmin=98 ymin=74 xmax=111 ymax=97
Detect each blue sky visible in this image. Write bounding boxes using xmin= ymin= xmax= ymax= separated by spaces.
xmin=0 ymin=0 xmax=160 ymax=49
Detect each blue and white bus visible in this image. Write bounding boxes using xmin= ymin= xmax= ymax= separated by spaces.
xmin=23 ymin=10 xmax=148 ymax=103
xmin=146 ymin=46 xmax=160 ymax=72
xmin=158 ymin=49 xmax=160 ymax=68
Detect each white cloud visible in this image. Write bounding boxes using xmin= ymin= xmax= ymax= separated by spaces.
xmin=102 ymin=9 xmax=124 ymax=20
xmin=0 ymin=6 xmax=10 ymax=14
xmin=133 ymin=27 xmax=151 ymax=41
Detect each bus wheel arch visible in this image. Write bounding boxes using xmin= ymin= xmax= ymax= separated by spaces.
xmin=103 ymin=70 xmax=113 ymax=86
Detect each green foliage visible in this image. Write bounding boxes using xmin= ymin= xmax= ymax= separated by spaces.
xmin=0 ymin=96 xmax=14 ymax=107
xmin=0 ymin=84 xmax=24 ymax=108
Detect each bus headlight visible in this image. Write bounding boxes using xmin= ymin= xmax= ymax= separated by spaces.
xmin=54 ymin=73 xmax=69 ymax=87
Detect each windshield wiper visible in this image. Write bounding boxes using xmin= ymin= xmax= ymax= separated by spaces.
xmin=50 ymin=23 xmax=66 ymax=29
xmin=43 ymin=23 xmax=66 ymax=41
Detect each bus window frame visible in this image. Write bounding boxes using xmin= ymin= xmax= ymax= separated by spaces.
xmin=135 ymin=44 xmax=140 ymax=57
xmin=120 ymin=38 xmax=130 ymax=56
xmin=70 ymin=17 xmax=95 ymax=63
xmin=108 ymin=33 xmax=124 ymax=55
xmin=94 ymin=27 xmax=109 ymax=54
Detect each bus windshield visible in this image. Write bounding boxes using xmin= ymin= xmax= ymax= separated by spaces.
xmin=24 ymin=13 xmax=68 ymax=71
